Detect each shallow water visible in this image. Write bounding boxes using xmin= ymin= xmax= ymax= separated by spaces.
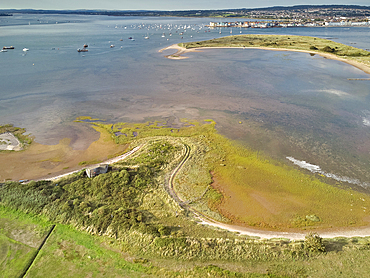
xmin=1 ymin=14 xmax=370 ymax=186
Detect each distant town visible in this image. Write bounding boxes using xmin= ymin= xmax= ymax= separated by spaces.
xmin=208 ymin=5 xmax=370 ymax=28
xmin=1 ymin=5 xmax=370 ymax=28
xmin=208 ymin=19 xmax=369 ymax=29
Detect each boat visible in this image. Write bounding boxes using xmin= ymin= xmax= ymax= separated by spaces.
xmin=110 ymin=45 xmax=115 ymax=48
xmin=3 ymin=46 xmax=14 ymax=50
xmin=83 ymin=44 xmax=88 ymax=48
xmin=0 ymin=49 xmax=7 ymax=52
xmin=77 ymin=48 xmax=88 ymax=52
xmin=144 ymin=36 xmax=149 ymax=39
xmin=23 ymin=48 xmax=29 ymax=51
xmin=128 ymin=37 xmax=133 ymax=40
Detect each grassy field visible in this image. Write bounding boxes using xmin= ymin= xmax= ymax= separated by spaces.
xmin=2 ymin=179 xmax=370 ymax=277
xmin=179 ymin=34 xmax=370 ymax=69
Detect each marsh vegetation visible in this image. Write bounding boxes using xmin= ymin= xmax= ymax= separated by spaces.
xmin=2 ymin=120 xmax=370 ymax=277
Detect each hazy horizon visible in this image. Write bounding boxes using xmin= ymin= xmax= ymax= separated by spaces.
xmin=1 ymin=1 xmax=369 ymax=11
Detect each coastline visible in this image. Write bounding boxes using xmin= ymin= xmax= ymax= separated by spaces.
xmin=168 ymin=143 xmax=370 ymax=240
xmin=159 ymin=44 xmax=370 ymax=75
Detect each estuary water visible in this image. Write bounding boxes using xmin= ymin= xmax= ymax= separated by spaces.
xmin=1 ymin=14 xmax=370 ymax=187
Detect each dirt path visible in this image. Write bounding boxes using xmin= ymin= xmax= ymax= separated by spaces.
xmin=168 ymin=143 xmax=370 ymax=240
xmin=41 ymin=144 xmax=144 ymax=182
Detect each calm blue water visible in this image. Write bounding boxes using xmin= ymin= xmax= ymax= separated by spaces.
xmin=1 ymin=14 xmax=370 ymax=186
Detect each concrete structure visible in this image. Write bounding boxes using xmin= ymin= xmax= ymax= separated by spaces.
xmin=86 ymin=164 xmax=109 ymax=178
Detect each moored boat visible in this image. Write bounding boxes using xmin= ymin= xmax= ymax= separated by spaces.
xmin=23 ymin=48 xmax=29 ymax=51
xmin=77 ymin=48 xmax=88 ymax=52
xmin=3 ymin=46 xmax=14 ymax=50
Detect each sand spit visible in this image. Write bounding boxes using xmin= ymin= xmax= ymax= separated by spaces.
xmin=158 ymin=44 xmax=197 ymax=60
xmin=159 ymin=44 xmax=370 ymax=75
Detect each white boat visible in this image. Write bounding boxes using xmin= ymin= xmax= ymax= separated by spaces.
xmin=23 ymin=48 xmax=29 ymax=51
xmin=0 ymin=49 xmax=7 ymax=52
xmin=110 ymin=45 xmax=115 ymax=48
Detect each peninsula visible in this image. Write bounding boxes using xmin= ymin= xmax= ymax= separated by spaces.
xmin=160 ymin=34 xmax=370 ymax=75
xmin=3 ymin=120 xmax=370 ymax=277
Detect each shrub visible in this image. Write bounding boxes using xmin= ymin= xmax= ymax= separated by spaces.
xmin=304 ymin=232 xmax=326 ymax=253
xmin=322 ymin=46 xmax=335 ymax=53
xmin=310 ymin=46 xmax=318 ymax=50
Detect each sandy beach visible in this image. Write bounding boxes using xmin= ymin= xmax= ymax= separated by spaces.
xmin=160 ymin=44 xmax=370 ymax=75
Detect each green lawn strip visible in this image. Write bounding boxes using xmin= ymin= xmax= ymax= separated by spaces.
xmin=0 ymin=233 xmax=38 ymax=278
xmin=26 ymin=224 xmax=151 ymax=278
xmin=180 ymin=35 xmax=370 ymax=68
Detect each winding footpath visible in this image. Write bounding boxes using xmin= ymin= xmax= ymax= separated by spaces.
xmin=34 ymin=140 xmax=370 ymax=240
xmin=168 ymin=143 xmax=370 ymax=240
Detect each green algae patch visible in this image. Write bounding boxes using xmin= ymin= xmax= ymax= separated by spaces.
xmin=203 ymin=131 xmax=370 ymax=229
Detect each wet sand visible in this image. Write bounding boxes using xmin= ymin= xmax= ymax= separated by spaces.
xmin=160 ymin=44 xmax=370 ymax=75
xmin=0 ymin=125 xmax=128 ymax=182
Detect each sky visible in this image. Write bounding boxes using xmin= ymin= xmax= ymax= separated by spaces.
xmin=0 ymin=0 xmax=369 ymax=11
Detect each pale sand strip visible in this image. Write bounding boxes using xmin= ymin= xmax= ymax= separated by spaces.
xmin=159 ymin=44 xmax=370 ymax=75
xmin=196 ymin=214 xmax=370 ymax=240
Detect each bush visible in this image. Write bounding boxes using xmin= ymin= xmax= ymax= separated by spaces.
xmin=322 ymin=46 xmax=335 ymax=53
xmin=304 ymin=232 xmax=326 ymax=253
xmin=310 ymin=45 xmax=318 ymax=50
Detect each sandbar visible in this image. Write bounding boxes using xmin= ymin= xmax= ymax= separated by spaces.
xmin=160 ymin=44 xmax=370 ymax=75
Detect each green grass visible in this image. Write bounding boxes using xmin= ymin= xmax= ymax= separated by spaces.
xmin=73 ymin=119 xmax=370 ymax=229
xmin=3 ymin=120 xmax=370 ymax=277
xmin=0 ymin=233 xmax=38 ymax=278
xmin=2 ymin=173 xmax=370 ymax=277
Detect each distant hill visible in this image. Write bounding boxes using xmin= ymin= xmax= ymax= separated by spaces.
xmin=0 ymin=5 xmax=369 ymax=17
